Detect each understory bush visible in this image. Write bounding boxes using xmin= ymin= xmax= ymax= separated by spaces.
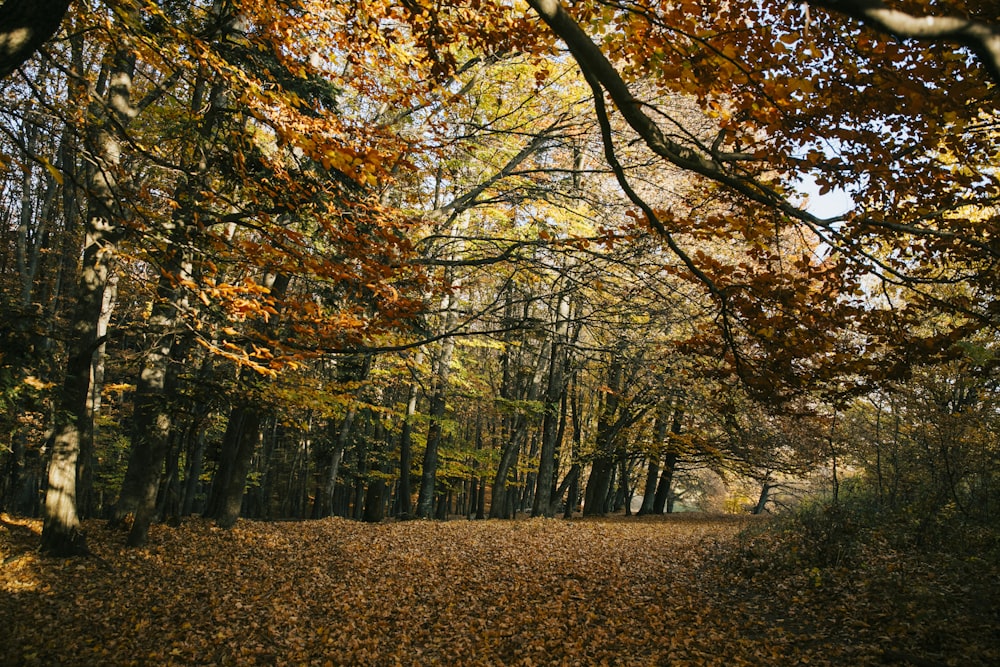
xmin=732 ymin=478 xmax=1000 ymax=575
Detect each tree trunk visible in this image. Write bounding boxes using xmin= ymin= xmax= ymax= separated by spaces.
xmin=638 ymin=457 xmax=660 ymax=515
xmin=615 ymin=458 xmax=633 ymax=514
xmin=416 ymin=326 xmax=457 ymax=518
xmin=362 ymin=477 xmax=387 ymax=523
xmin=639 ymin=405 xmax=671 ymax=515
xmin=41 ymin=43 xmax=136 ymax=556
xmin=533 ymin=291 xmax=570 ymax=517
xmin=753 ymin=480 xmax=775 ymax=515
xmin=245 ymin=417 xmax=278 ymax=520
xmin=178 ymin=353 xmax=216 ymax=518
xmin=652 ymin=406 xmax=683 ymax=513
xmin=113 ymin=184 xmax=200 ymax=538
xmin=490 ymin=340 xmax=549 ymax=519
xmin=583 ymin=457 xmax=614 ymax=517
xmin=563 ymin=467 xmax=579 ymax=518
xmin=395 ymin=376 xmax=419 ymax=518
xmin=416 ymin=282 xmax=459 ymax=519
xmin=561 ymin=379 xmax=584 ymax=519
xmin=0 ymin=0 xmax=72 ymax=79
xmin=121 ymin=333 xmax=185 ymax=546
xmin=40 ymin=427 xmax=88 ymax=555
xmin=207 ymin=406 xmax=263 ymax=529
xmin=396 ymin=408 xmax=417 ymax=519
xmin=489 ymin=426 xmax=524 ymax=520
xmin=362 ymin=415 xmax=389 ymax=523
xmin=77 ymin=272 xmax=117 ymax=519
xmin=181 ymin=425 xmax=208 ymax=517
xmin=555 ymin=464 xmax=580 ymax=517
xmin=652 ymin=452 xmax=677 ymax=514
xmin=158 ymin=431 xmax=183 ymax=523
xmin=583 ymin=354 xmax=624 ymax=517
xmin=829 ymin=409 xmax=840 ymax=504
xmin=351 ymin=417 xmax=371 ymax=521
xmin=321 ymin=407 xmax=357 ymax=517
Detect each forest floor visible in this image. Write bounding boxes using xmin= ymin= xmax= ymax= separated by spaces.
xmin=1 ymin=512 xmax=997 ymax=666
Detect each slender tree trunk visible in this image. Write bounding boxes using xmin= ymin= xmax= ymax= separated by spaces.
xmin=395 ymin=373 xmax=420 ymax=519
xmin=362 ymin=475 xmax=387 ymax=523
xmin=829 ymin=409 xmax=840 ymax=504
xmin=519 ymin=434 xmax=538 ymax=512
xmin=77 ymin=272 xmax=116 ymax=519
xmin=122 ymin=332 xmax=187 ymax=546
xmin=650 ymin=453 xmax=672 ymax=514
xmin=158 ymin=431 xmax=183 ymax=523
xmin=317 ymin=353 xmax=371 ymax=516
xmin=246 ymin=417 xmax=278 ymax=520
xmin=534 ymin=291 xmax=570 ymax=518
xmin=181 ymin=425 xmax=208 ymax=517
xmin=490 ymin=340 xmax=549 ymax=519
xmin=561 ymin=379 xmax=584 ymax=519
xmin=583 ymin=355 xmax=624 ymax=517
xmin=489 ymin=426 xmax=524 ymax=519
xmin=475 ymin=474 xmax=487 ymax=519
xmin=638 ymin=457 xmax=660 ymax=515
xmin=639 ymin=405 xmax=671 ymax=515
xmin=555 ymin=464 xmax=580 ymax=517
xmin=203 ymin=404 xmax=249 ymax=520
xmin=321 ymin=407 xmax=356 ymax=517
xmin=652 ymin=406 xmax=683 ymax=513
xmin=416 ymin=309 xmax=457 ymax=518
xmin=871 ymin=397 xmax=884 ymax=504
xmin=362 ymin=414 xmax=389 ymax=522
xmin=434 ymin=488 xmax=449 ymax=520
xmin=753 ymin=479 xmax=774 ymax=515
xmin=563 ymin=469 xmax=579 ymax=518
xmin=464 ymin=477 xmax=475 ymax=518
xmin=351 ymin=416 xmax=371 ymax=521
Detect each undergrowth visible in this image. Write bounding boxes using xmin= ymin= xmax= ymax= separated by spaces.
xmin=716 ymin=486 xmax=1000 ymax=666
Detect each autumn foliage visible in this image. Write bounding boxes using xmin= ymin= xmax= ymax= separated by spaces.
xmin=0 ymin=8 xmax=999 ymax=659
xmin=3 ymin=512 xmax=997 ymax=666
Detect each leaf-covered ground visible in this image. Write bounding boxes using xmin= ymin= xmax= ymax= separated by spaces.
xmin=2 ymin=513 xmax=996 ymax=666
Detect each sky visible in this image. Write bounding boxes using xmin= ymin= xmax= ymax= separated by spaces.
xmin=795 ymin=174 xmax=854 ymax=219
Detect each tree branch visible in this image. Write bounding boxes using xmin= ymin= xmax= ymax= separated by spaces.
xmin=524 ymin=0 xmax=835 ymax=227
xmin=809 ymin=0 xmax=1000 ymax=83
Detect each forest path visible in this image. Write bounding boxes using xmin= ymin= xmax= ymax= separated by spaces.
xmin=1 ymin=513 xmax=994 ymax=665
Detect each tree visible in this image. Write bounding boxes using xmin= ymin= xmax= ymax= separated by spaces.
xmin=7 ymin=0 xmax=1000 ymax=545
xmin=513 ymin=0 xmax=1000 ymax=402
xmin=839 ymin=340 xmax=1000 ymax=521
xmin=40 ymin=10 xmax=140 ymax=555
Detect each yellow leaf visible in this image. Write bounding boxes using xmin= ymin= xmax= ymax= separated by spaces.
xmin=23 ymin=375 xmax=54 ymax=390
xmin=40 ymin=156 xmax=63 ymax=185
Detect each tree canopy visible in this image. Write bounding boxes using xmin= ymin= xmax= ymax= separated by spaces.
xmin=0 ymin=0 xmax=996 ymax=563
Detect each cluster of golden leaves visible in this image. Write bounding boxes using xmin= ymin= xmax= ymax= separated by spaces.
xmin=1 ymin=513 xmax=995 ymax=665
